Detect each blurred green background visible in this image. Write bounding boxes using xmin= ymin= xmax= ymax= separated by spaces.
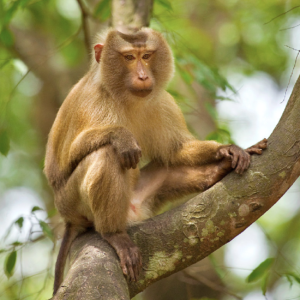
xmin=1 ymin=0 xmax=300 ymax=299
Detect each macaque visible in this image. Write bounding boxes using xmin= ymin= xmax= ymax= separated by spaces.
xmin=44 ymin=28 xmax=267 ymax=295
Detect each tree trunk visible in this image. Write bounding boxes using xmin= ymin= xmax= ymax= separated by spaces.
xmin=111 ymin=0 xmax=153 ymax=33
xmin=53 ymin=76 xmax=300 ymax=299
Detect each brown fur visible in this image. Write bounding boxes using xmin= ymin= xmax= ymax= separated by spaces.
xmin=44 ymin=28 xmax=267 ymax=295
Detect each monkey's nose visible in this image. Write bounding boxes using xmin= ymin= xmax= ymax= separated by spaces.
xmin=138 ymin=73 xmax=148 ymax=81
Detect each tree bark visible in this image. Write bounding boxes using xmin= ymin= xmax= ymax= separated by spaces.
xmin=111 ymin=0 xmax=153 ymax=33
xmin=53 ymin=76 xmax=300 ymax=299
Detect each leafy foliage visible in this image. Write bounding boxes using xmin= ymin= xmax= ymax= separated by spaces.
xmin=0 ymin=129 xmax=10 ymax=156
xmin=247 ymin=258 xmax=275 ymax=283
xmin=94 ymin=0 xmax=111 ymax=21
xmin=4 ymin=250 xmax=17 ymax=278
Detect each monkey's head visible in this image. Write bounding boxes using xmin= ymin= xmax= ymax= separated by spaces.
xmin=93 ymin=28 xmax=174 ymax=101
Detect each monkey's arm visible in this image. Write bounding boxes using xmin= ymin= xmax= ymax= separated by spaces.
xmin=133 ymin=139 xmax=268 ymax=217
xmin=170 ymin=140 xmax=222 ymax=165
xmin=69 ymin=126 xmax=142 ymax=172
xmin=170 ymin=139 xmax=267 ymax=175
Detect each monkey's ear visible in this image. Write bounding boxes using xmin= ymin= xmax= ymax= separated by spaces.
xmin=94 ymin=44 xmax=104 ymax=63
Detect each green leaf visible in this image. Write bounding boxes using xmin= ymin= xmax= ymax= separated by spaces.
xmin=285 ymin=272 xmax=300 ymax=285
xmin=39 ymin=221 xmax=53 ymax=240
xmin=0 ymin=0 xmax=31 ymax=27
xmin=285 ymin=274 xmax=293 ymax=287
xmin=261 ymin=274 xmax=269 ymax=295
xmin=206 ymin=132 xmax=220 ymax=142
xmin=215 ymin=95 xmax=234 ymax=101
xmin=1 ymin=2 xmax=19 ymax=26
xmin=11 ymin=241 xmax=22 ymax=247
xmin=0 ymin=27 xmax=14 ymax=47
xmin=94 ymin=0 xmax=111 ymax=21
xmin=15 ymin=217 xmax=24 ymax=229
xmin=31 ymin=206 xmax=43 ymax=213
xmin=5 ymin=250 xmax=17 ymax=278
xmin=247 ymin=258 xmax=275 ymax=283
xmin=156 ymin=0 xmax=173 ymax=11
xmin=0 ymin=129 xmax=10 ymax=156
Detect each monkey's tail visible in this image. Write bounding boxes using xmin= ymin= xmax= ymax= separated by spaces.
xmin=53 ymin=222 xmax=79 ymax=296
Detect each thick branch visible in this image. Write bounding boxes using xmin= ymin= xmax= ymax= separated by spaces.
xmin=111 ymin=0 xmax=153 ymax=33
xmin=53 ymin=75 xmax=300 ymax=300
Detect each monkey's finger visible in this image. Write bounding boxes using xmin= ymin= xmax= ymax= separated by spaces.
xmin=129 ymin=153 xmax=137 ymax=169
xmin=134 ymin=151 xmax=141 ymax=166
xmin=123 ymin=153 xmax=131 ymax=169
xmin=123 ymin=253 xmax=132 ymax=281
xmin=247 ymin=148 xmax=262 ymax=155
xmin=138 ymin=148 xmax=142 ymax=158
xmin=246 ymin=155 xmax=251 ymax=169
xmin=217 ymin=148 xmax=229 ymax=160
xmin=246 ymin=138 xmax=268 ymax=154
xmin=256 ymin=138 xmax=268 ymax=149
xmin=126 ymin=258 xmax=135 ymax=282
xmin=120 ymin=259 xmax=128 ymax=277
xmin=235 ymin=156 xmax=244 ymax=174
xmin=241 ymin=154 xmax=250 ymax=174
xmin=132 ymin=255 xmax=139 ymax=281
xmin=135 ymin=251 xmax=142 ymax=280
xmin=241 ymin=153 xmax=251 ymax=174
xmin=231 ymin=152 xmax=239 ymax=169
xmin=120 ymin=153 xmax=128 ymax=169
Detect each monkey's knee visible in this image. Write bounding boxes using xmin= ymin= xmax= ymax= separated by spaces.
xmin=81 ymin=147 xmax=134 ymax=233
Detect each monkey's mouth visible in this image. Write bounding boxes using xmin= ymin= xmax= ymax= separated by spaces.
xmin=130 ymin=89 xmax=152 ymax=97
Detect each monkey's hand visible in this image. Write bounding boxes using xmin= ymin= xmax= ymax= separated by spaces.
xmin=216 ymin=145 xmax=250 ymax=175
xmin=112 ymin=133 xmax=142 ymax=169
xmin=216 ymin=138 xmax=268 ymax=175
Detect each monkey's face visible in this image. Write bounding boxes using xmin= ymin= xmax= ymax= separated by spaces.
xmin=97 ymin=29 xmax=174 ymax=101
xmin=121 ymin=49 xmax=154 ymax=97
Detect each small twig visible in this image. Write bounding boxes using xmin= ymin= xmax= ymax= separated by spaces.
xmin=0 ymin=69 xmax=30 ymax=128
xmin=282 ymin=45 xmax=300 ymax=103
xmin=285 ymin=295 xmax=300 ymax=300
xmin=264 ymin=6 xmax=300 ymax=25
xmin=280 ymin=23 xmax=300 ymax=31
xmin=19 ymin=248 xmax=24 ymax=299
xmin=76 ymin=0 xmax=91 ymax=57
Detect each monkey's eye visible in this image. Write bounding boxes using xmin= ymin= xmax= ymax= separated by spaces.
xmin=125 ymin=55 xmax=135 ymax=61
xmin=142 ymin=54 xmax=151 ymax=60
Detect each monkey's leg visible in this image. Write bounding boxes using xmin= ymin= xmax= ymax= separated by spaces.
xmin=80 ymin=146 xmax=142 ymax=281
xmin=130 ymin=138 xmax=267 ymax=219
xmin=129 ymin=158 xmax=232 ymax=222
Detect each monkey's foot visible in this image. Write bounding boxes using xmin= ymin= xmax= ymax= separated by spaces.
xmin=103 ymin=232 xmax=142 ymax=282
xmin=246 ymin=138 xmax=268 ymax=155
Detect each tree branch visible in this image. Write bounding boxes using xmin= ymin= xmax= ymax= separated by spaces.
xmin=53 ymin=75 xmax=300 ymax=300
xmin=76 ymin=0 xmax=92 ymax=56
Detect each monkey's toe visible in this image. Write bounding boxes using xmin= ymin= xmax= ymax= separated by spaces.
xmin=246 ymin=138 xmax=268 ymax=155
